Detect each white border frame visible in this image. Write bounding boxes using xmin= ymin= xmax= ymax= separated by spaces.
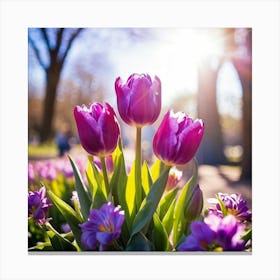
xmin=1 ymin=0 xmax=279 ymax=279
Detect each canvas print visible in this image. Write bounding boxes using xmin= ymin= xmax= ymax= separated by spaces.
xmin=28 ymin=28 xmax=252 ymax=252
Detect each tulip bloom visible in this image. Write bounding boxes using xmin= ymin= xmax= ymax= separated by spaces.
xmin=153 ymin=110 xmax=204 ymax=165
xmin=115 ymin=73 xmax=161 ymax=127
xmin=74 ymin=103 xmax=120 ymax=157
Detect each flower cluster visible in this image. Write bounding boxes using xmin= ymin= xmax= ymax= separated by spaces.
xmin=28 ymin=73 xmax=251 ymax=252
xmin=178 ymin=214 xmax=246 ymax=251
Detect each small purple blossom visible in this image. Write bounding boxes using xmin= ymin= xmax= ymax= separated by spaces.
xmin=208 ymin=193 xmax=251 ymax=222
xmin=79 ymin=202 xmax=125 ymax=251
xmin=178 ymin=214 xmax=245 ymax=251
xmin=28 ymin=163 xmax=35 ymax=184
xmin=36 ymin=162 xmax=57 ymax=181
xmin=28 ymin=187 xmax=52 ymax=225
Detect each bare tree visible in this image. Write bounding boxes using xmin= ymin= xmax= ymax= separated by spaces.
xmin=28 ymin=28 xmax=83 ymax=143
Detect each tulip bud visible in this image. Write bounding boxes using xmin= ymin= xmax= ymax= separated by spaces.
xmin=74 ymin=103 xmax=120 ymax=157
xmin=184 ymin=184 xmax=203 ymax=221
xmin=166 ymin=167 xmax=183 ymax=190
xmin=115 ymin=73 xmax=161 ymax=127
xmin=153 ymin=110 xmax=204 ymax=165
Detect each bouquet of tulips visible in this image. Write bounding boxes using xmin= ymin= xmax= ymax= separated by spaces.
xmin=28 ymin=73 xmax=252 ymax=252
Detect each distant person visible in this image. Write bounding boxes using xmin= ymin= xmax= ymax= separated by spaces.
xmin=55 ymin=130 xmax=71 ymax=157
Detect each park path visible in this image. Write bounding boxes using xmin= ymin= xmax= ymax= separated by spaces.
xmin=198 ymin=165 xmax=252 ymax=209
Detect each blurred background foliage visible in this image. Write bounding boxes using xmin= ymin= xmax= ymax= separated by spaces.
xmin=28 ymin=28 xmax=251 ymax=182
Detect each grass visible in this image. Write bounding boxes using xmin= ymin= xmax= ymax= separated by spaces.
xmin=28 ymin=142 xmax=58 ymax=159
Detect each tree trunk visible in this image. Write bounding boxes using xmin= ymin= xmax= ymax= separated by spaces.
xmin=232 ymin=29 xmax=252 ymax=181
xmin=39 ymin=64 xmax=61 ymax=142
xmin=232 ymin=58 xmax=252 ymax=180
xmin=196 ymin=60 xmax=226 ymax=165
xmin=240 ymin=78 xmax=252 ymax=180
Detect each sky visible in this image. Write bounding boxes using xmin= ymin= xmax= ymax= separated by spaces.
xmin=28 ymin=28 xmax=243 ymax=119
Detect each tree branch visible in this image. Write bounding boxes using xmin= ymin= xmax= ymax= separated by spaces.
xmin=54 ymin=28 xmax=65 ymax=56
xmin=40 ymin=28 xmax=52 ymax=52
xmin=60 ymin=28 xmax=83 ymax=65
xmin=28 ymin=34 xmax=47 ymax=71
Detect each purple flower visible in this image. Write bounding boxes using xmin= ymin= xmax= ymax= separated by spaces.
xmin=28 ymin=163 xmax=35 ymax=183
xmin=74 ymin=103 xmax=120 ymax=157
xmin=61 ymin=223 xmax=71 ymax=233
xmin=36 ymin=162 xmax=57 ymax=181
xmin=28 ymin=187 xmax=52 ymax=225
xmin=178 ymin=214 xmax=245 ymax=251
xmin=208 ymin=193 xmax=251 ymax=222
xmin=177 ymin=220 xmax=216 ymax=251
xmin=153 ymin=110 xmax=204 ymax=165
xmin=79 ymin=202 xmax=125 ymax=250
xmin=115 ymin=73 xmax=161 ymax=127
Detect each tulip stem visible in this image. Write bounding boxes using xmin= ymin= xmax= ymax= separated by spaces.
xmin=100 ymin=156 xmax=111 ymax=201
xmin=135 ymin=127 xmax=142 ymax=210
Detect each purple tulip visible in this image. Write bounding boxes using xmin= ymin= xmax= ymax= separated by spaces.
xmin=208 ymin=193 xmax=252 ymax=222
xmin=153 ymin=110 xmax=204 ymax=165
xmin=115 ymin=73 xmax=161 ymax=127
xmin=28 ymin=187 xmax=52 ymax=225
xmin=177 ymin=214 xmax=245 ymax=251
xmin=74 ymin=103 xmax=120 ymax=157
xmin=79 ymin=202 xmax=125 ymax=251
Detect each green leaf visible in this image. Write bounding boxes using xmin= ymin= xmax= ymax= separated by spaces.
xmin=158 ymin=188 xmax=178 ymax=220
xmin=110 ymin=140 xmax=128 ymax=206
xmin=47 ymin=230 xmax=77 ymax=251
xmin=48 ymin=190 xmax=83 ymax=249
xmin=216 ymin=195 xmax=228 ymax=217
xmin=29 ymin=241 xmax=52 ymax=251
xmin=141 ymin=161 xmax=153 ymax=196
xmin=125 ymin=162 xmax=137 ymax=226
xmin=68 ymin=155 xmax=91 ymax=220
xmin=152 ymin=213 xmax=170 ymax=251
xmin=162 ymin=199 xmax=176 ymax=236
xmin=130 ymin=166 xmax=171 ymax=238
xmin=172 ymin=160 xmax=198 ymax=246
xmin=109 ymin=140 xmax=130 ymax=243
xmin=241 ymin=228 xmax=252 ymax=243
xmin=125 ymin=232 xmax=151 ymax=251
xmin=88 ymin=159 xmax=107 ymax=209
xmin=150 ymin=159 xmax=163 ymax=182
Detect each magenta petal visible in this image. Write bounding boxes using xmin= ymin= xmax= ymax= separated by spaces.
xmin=74 ymin=103 xmax=120 ymax=157
xmin=115 ymin=73 xmax=161 ymax=127
xmin=153 ymin=110 xmax=204 ymax=165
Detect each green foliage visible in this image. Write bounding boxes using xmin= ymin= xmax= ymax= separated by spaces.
xmin=130 ymin=166 xmax=171 ymax=238
xmin=172 ymin=160 xmax=198 ymax=246
xmin=47 ymin=230 xmax=77 ymax=251
xmin=48 ymin=190 xmax=83 ymax=249
xmin=152 ymin=213 xmax=170 ymax=251
xmin=68 ymin=155 xmax=91 ymax=220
